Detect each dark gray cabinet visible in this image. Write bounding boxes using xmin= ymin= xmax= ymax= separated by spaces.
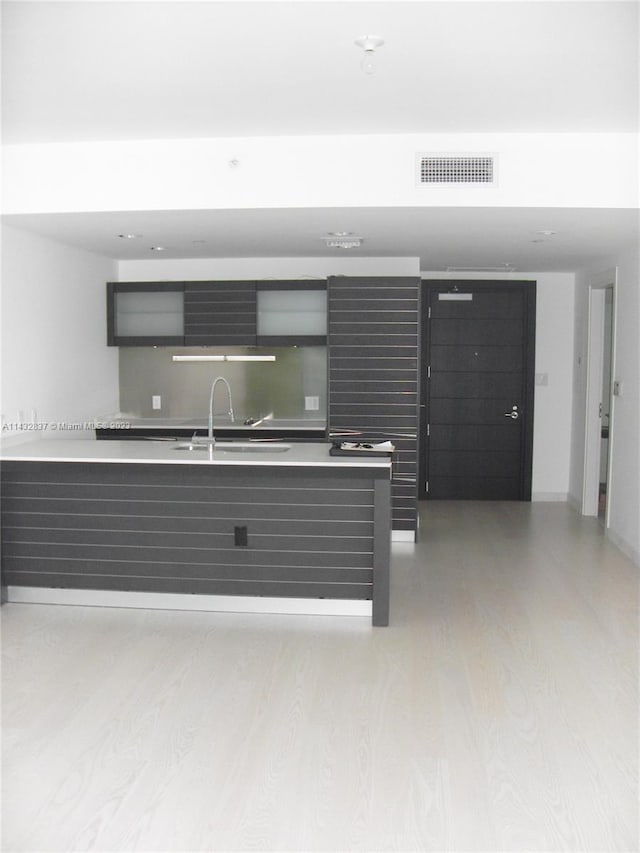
xmin=184 ymin=281 xmax=257 ymax=346
xmin=107 ymin=282 xmax=185 ymax=346
xmin=328 ymin=276 xmax=421 ymax=536
xmin=2 ymin=460 xmax=391 ymax=625
xmin=108 ymin=280 xmax=328 ymax=347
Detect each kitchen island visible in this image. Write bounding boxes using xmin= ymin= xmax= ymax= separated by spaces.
xmin=1 ymin=439 xmax=391 ymax=625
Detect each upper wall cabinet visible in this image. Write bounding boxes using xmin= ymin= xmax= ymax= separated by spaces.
xmin=184 ymin=281 xmax=257 ymax=346
xmin=256 ymin=281 xmax=327 ymax=346
xmin=107 ymin=282 xmax=185 ymax=346
xmin=107 ymin=279 xmax=328 ymax=347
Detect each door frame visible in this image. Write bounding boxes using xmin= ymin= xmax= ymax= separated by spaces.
xmin=582 ymin=269 xmax=617 ymax=523
xmin=419 ymin=279 xmax=536 ymax=500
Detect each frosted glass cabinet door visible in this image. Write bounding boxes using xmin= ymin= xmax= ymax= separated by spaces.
xmin=256 ymin=284 xmax=327 ymax=344
xmin=107 ymin=283 xmax=185 ymax=346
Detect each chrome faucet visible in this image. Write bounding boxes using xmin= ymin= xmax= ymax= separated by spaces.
xmin=205 ymin=376 xmax=234 ymax=446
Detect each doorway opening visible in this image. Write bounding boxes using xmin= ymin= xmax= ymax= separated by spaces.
xmin=583 ymin=270 xmax=617 ymax=525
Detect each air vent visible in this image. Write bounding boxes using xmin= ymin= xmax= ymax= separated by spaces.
xmin=418 ymin=154 xmax=496 ymax=185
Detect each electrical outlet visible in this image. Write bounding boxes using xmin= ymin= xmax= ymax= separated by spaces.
xmin=234 ymin=525 xmax=248 ymax=547
xmin=305 ymin=396 xmax=320 ymax=411
xmin=152 ymin=395 xmax=162 ymax=410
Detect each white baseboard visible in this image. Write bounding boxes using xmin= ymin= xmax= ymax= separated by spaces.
xmin=605 ymin=530 xmax=640 ymax=567
xmin=532 ymin=492 xmax=569 ymax=502
xmin=5 ymin=587 xmax=373 ymax=618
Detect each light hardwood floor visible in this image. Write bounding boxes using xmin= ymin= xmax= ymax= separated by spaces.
xmin=2 ymin=502 xmax=638 ymax=852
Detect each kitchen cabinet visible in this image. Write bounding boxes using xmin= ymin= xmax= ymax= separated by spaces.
xmin=256 ymin=281 xmax=327 ymax=345
xmin=184 ymin=281 xmax=257 ymax=346
xmin=328 ymin=276 xmax=421 ymax=537
xmin=108 ymin=279 xmax=328 ymax=348
xmin=107 ymin=282 xmax=185 ymax=346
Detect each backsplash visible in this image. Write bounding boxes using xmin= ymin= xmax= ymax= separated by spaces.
xmin=118 ymin=346 xmax=327 ymax=423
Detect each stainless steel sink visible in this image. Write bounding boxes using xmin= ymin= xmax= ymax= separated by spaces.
xmin=172 ymin=442 xmax=290 ymax=453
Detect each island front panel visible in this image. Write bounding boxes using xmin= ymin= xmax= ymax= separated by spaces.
xmin=1 ymin=460 xmax=391 ymax=625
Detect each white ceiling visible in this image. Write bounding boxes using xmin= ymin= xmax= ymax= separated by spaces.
xmin=3 ymin=0 xmax=638 ymax=142
xmin=2 ymin=1 xmax=639 ymax=270
xmin=3 ymin=206 xmax=639 ymax=273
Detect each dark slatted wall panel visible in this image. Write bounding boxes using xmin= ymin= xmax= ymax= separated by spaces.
xmin=184 ymin=281 xmax=257 ymax=345
xmin=1 ymin=462 xmax=377 ymax=601
xmin=328 ymin=277 xmax=420 ymax=533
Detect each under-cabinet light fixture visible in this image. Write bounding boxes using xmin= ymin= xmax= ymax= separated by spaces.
xmin=172 ymin=355 xmax=276 ymax=363
xmin=225 ymin=355 xmax=276 ymax=362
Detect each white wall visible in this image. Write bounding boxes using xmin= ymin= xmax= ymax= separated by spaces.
xmin=1 ymin=225 xmax=119 ymax=443
xmin=4 ymin=133 xmax=637 ymax=216
xmin=117 ymin=256 xmax=419 ymax=281
xmin=570 ymin=247 xmax=640 ymax=564
xmin=421 ymin=271 xmax=575 ymax=500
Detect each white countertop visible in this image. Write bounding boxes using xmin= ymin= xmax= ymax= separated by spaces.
xmin=0 ymin=438 xmax=392 ymax=470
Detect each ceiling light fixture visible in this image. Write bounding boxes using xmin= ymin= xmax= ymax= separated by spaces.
xmin=150 ymin=246 xmax=166 ymax=252
xmin=325 ymin=237 xmax=362 ymax=249
xmin=354 ymin=35 xmax=384 ymax=75
xmin=118 ymin=233 xmax=142 ymax=239
xmin=327 ymin=231 xmax=353 ymax=237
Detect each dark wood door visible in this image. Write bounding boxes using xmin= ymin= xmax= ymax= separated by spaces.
xmin=420 ymin=281 xmax=536 ymax=500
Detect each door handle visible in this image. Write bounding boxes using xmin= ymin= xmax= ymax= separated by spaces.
xmin=504 ymin=405 xmax=519 ymax=420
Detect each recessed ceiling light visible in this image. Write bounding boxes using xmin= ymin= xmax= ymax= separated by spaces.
xmin=535 ymin=230 xmax=558 ymax=237
xmin=118 ymin=233 xmax=142 ymax=239
xmin=150 ymin=246 xmax=166 ymax=252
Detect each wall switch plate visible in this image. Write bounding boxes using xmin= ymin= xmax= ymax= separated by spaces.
xmin=535 ymin=373 xmax=549 ymax=386
xmin=152 ymin=395 xmax=162 ymax=410
xmin=613 ymin=380 xmax=622 ymax=396
xmin=305 ymin=396 xmax=320 ymax=411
